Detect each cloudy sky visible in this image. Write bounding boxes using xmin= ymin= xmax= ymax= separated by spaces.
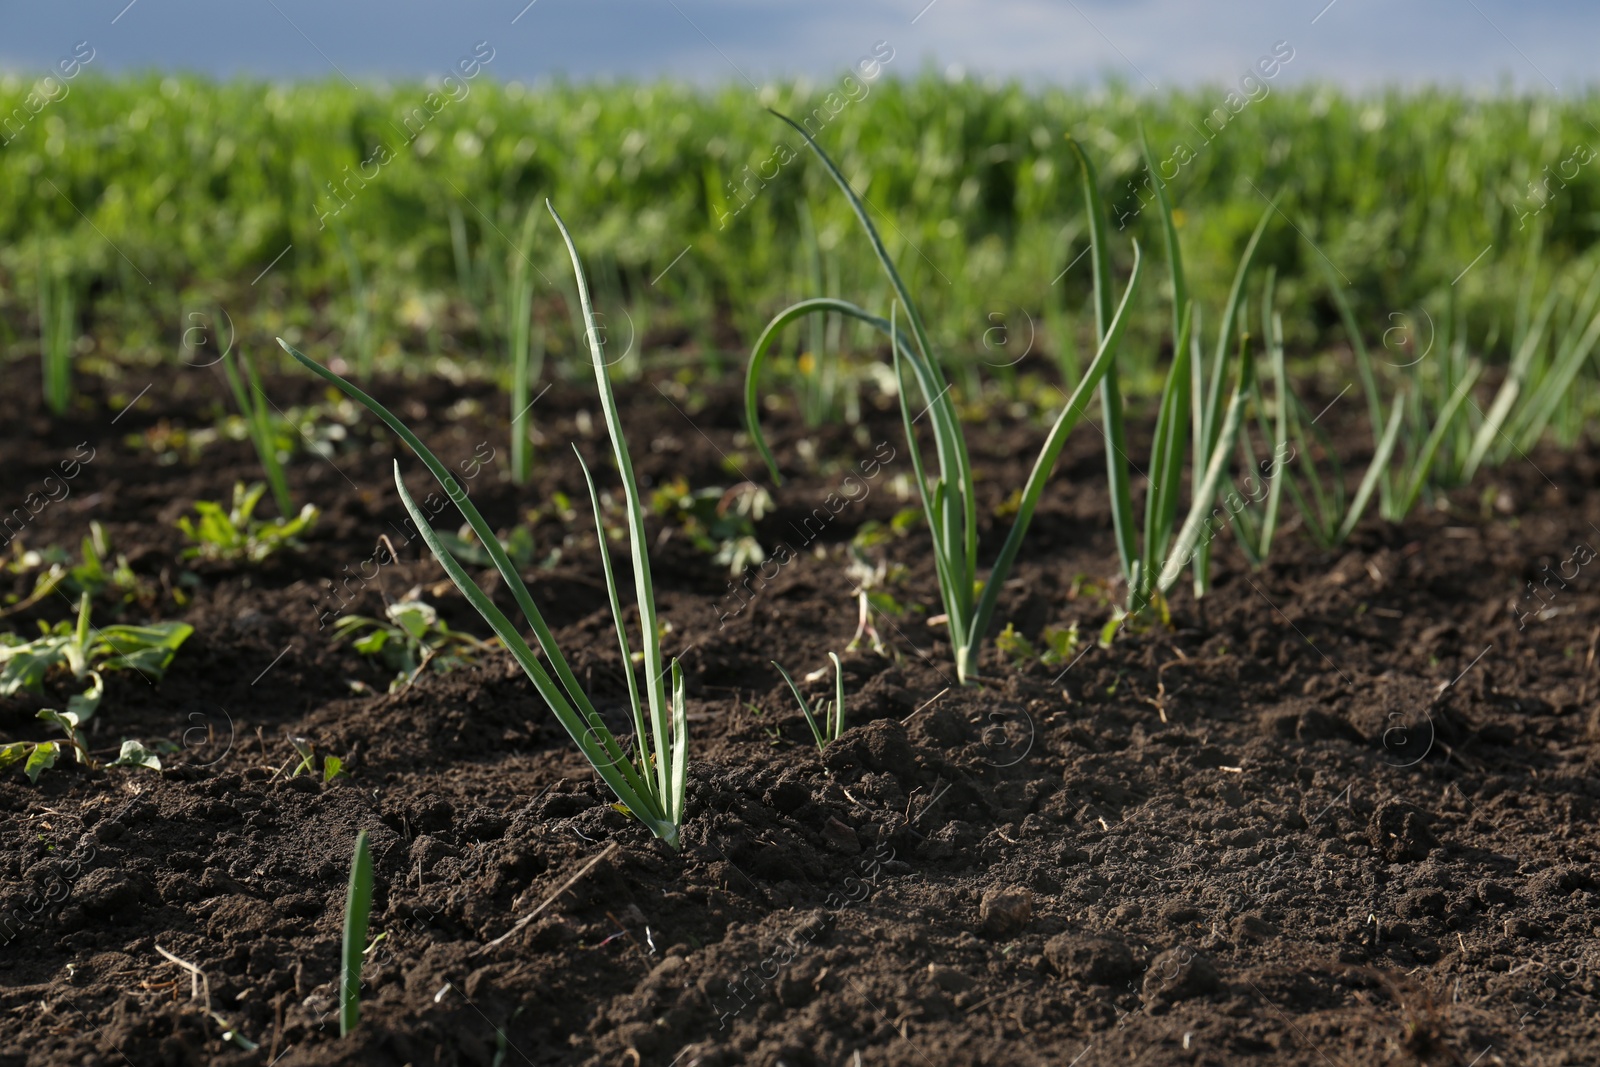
xmin=0 ymin=0 xmax=1592 ymax=92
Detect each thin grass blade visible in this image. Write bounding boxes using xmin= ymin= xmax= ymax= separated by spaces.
xmin=1259 ymin=306 xmax=1290 ymax=559
xmin=1461 ymin=287 xmax=1558 ymax=479
xmin=770 ymin=110 xmax=977 ymax=584
xmin=1141 ymin=300 xmax=1194 ymax=598
xmin=1140 ymin=127 xmax=1188 ymax=345
xmin=509 ymin=202 xmax=541 ymax=484
xmin=669 ymin=660 xmax=687 ymax=825
xmin=1192 ymin=204 xmax=1273 ymax=594
xmin=890 ymin=316 xmax=961 ymax=637
xmin=1513 ymin=307 xmax=1600 ymax=452
xmin=1395 ymin=362 xmax=1484 ymax=518
xmin=389 ymin=463 xmax=668 ymax=834
xmin=829 ymin=651 xmax=845 ymax=740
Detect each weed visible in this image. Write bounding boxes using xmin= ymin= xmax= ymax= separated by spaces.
xmin=330 ymin=593 xmax=496 ymax=692
xmin=178 ymin=482 xmax=319 ymax=562
xmin=650 ymin=478 xmax=772 ymax=575
xmin=0 ymin=593 xmax=189 ymax=781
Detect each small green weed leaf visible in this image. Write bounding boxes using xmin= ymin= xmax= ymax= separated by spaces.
xmin=24 ymin=742 xmax=60 ymax=783
xmin=352 ymin=630 xmax=388 ymax=656
xmin=108 ymin=739 xmax=162 ymax=771
xmin=67 ymin=672 xmax=104 ymax=722
xmin=0 ymin=642 xmax=61 ymax=695
xmin=865 ymin=591 xmax=906 ymax=618
xmin=1039 ymin=623 xmax=1081 ymax=666
xmin=179 ymin=483 xmax=318 ymax=562
xmin=995 ymin=623 xmax=1037 ymax=666
xmin=386 ymin=600 xmax=437 ymax=640
xmin=0 ymin=742 xmax=31 ymax=774
xmin=96 ymin=622 xmax=193 ymax=678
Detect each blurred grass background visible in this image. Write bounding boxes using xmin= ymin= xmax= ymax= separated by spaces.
xmin=2 ymin=72 xmax=1598 ymax=392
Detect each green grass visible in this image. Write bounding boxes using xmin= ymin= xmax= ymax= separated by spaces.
xmin=7 ymin=75 xmax=1600 ymax=680
xmin=9 ymin=79 xmax=1593 ymax=563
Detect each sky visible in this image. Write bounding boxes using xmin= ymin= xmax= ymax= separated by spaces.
xmin=0 ymin=0 xmax=1593 ymax=93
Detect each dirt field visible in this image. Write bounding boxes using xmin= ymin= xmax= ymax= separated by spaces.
xmin=2 ymin=364 xmax=1598 ymax=1066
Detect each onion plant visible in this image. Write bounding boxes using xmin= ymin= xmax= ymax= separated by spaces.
xmin=280 ymin=203 xmax=688 ymax=849
xmin=220 ymin=345 xmax=295 ymax=519
xmin=1466 ymin=249 xmax=1600 ymax=470
xmin=1228 ymin=271 xmax=1292 ymax=567
xmin=335 ymin=226 xmax=376 ymax=380
xmin=506 ymin=202 xmax=544 ymax=485
xmin=339 ymin=829 xmax=373 ymax=1037
xmin=1097 ymin=133 xmax=1272 ymax=615
xmin=773 ymin=652 xmax=845 ymax=753
xmin=38 ymin=266 xmax=75 ymax=416
xmin=1285 ymin=259 xmax=1486 ymax=546
xmin=744 ymin=112 xmax=1143 ymax=685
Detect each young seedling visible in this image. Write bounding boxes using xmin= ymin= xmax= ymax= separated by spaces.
xmin=996 ymin=621 xmax=1081 ymax=670
xmin=2 ymin=522 xmax=148 ymax=619
xmin=745 ymin=112 xmax=1143 ymax=685
xmin=0 ymin=592 xmax=192 ymax=711
xmin=281 ymin=736 xmax=346 ymax=782
xmin=506 ymin=202 xmax=544 ymax=485
xmin=1108 ymin=129 xmax=1270 ymax=614
xmin=1228 ymin=270 xmax=1292 ymax=568
xmin=178 ymin=482 xmax=319 ymax=562
xmin=0 ymin=593 xmax=189 ymax=780
xmin=1280 ymin=261 xmax=1482 ymax=546
xmin=220 ymin=343 xmax=296 ymax=519
xmin=340 ymin=829 xmax=373 ymax=1037
xmin=773 ymin=652 xmax=845 ymax=753
xmin=38 ymin=264 xmax=75 ymax=417
xmin=650 ymin=479 xmax=772 ymax=576
xmin=281 ymin=202 xmax=690 ymax=849
xmin=331 ymin=593 xmax=496 ymax=692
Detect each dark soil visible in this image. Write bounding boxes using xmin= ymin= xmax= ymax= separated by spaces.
xmin=2 ymin=360 xmax=1599 ymax=1067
